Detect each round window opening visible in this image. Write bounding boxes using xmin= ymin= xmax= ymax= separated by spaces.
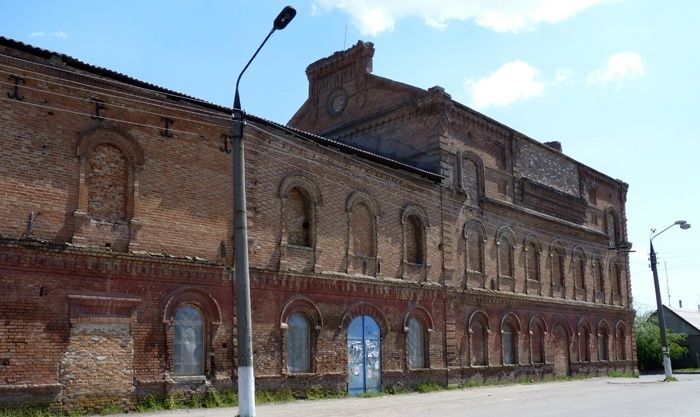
xmin=326 ymin=88 xmax=348 ymax=116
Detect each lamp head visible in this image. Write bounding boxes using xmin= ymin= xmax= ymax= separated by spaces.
xmin=273 ymin=6 xmax=296 ymax=30
xmin=681 ymin=223 xmax=691 ymax=230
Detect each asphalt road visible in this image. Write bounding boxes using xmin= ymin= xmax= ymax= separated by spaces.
xmin=115 ymin=374 xmax=700 ymax=417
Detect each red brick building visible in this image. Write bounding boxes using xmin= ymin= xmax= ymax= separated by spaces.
xmin=0 ymin=38 xmax=635 ymax=410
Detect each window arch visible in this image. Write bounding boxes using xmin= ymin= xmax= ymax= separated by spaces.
xmin=573 ymin=247 xmax=586 ymax=290
xmin=346 ymin=192 xmax=380 ymax=259
xmin=497 ymin=227 xmax=516 ymax=279
xmin=593 ymin=257 xmax=605 ymax=294
xmin=404 ymin=306 xmax=434 ymax=370
xmin=468 ymin=310 xmax=490 ymax=366
xmin=529 ymin=316 xmax=547 ymax=364
xmin=458 ymin=151 xmax=484 ymax=206
xmin=605 ymin=208 xmax=620 ymax=248
xmin=163 ymin=288 xmax=221 ymax=378
xmin=401 ymin=204 xmax=429 ymax=266
xmin=405 ymin=215 xmax=423 ymax=264
xmin=407 ymin=318 xmax=426 ymax=369
xmin=73 ymin=126 xmax=144 ymax=251
xmin=173 ymin=304 xmax=205 ymax=376
xmin=279 ymin=296 xmax=323 ymax=374
xmin=615 ymin=322 xmax=627 ymax=361
xmin=578 ymin=320 xmax=592 ymax=362
xmin=501 ymin=313 xmax=521 ymax=365
xmin=287 ymin=312 xmax=311 ymax=373
xmin=524 ymin=235 xmax=542 ymax=282
xmin=598 ymin=321 xmax=610 ymax=361
xmin=286 ymin=187 xmax=312 ymax=247
xmin=279 ymin=175 xmax=321 ymax=249
xmin=550 ymin=242 xmax=566 ymax=287
xmin=464 ymin=220 xmax=486 ymax=276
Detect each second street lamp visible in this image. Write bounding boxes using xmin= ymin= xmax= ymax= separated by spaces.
xmin=230 ymin=6 xmax=296 ymax=417
xmin=649 ymin=220 xmax=691 ymax=380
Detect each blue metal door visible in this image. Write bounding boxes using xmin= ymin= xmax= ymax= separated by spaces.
xmin=347 ymin=315 xmax=381 ymax=396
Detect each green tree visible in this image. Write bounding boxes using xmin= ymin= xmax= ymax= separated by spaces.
xmin=635 ymin=311 xmax=688 ymax=371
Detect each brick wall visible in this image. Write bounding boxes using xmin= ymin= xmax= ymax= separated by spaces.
xmin=0 ymin=38 xmax=635 ymax=410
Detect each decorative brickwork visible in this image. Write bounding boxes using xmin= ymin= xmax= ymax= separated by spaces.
xmin=0 ymin=37 xmax=635 ymax=410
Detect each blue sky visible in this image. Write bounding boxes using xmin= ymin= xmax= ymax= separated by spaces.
xmin=5 ymin=0 xmax=699 ymax=312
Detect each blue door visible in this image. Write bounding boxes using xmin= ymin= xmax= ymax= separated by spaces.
xmin=347 ymin=315 xmax=381 ymax=396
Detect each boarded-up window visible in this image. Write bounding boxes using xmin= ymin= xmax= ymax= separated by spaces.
xmin=552 ymin=249 xmax=565 ymax=285
xmin=287 ymin=312 xmax=310 ymax=373
xmin=574 ymin=253 xmax=586 ymax=289
xmin=173 ymin=304 xmax=204 ymax=376
xmin=531 ymin=323 xmax=544 ymax=364
xmin=616 ymin=327 xmax=626 ymax=360
xmin=593 ymin=259 xmax=604 ymax=292
xmin=87 ymin=144 xmax=127 ymax=222
xmin=471 ymin=320 xmax=487 ymax=366
xmin=579 ymin=328 xmax=590 ymax=362
xmin=405 ymin=215 xmax=424 ymax=264
xmin=598 ymin=327 xmax=609 ymax=361
xmin=606 ymin=211 xmax=618 ymax=247
xmin=352 ymin=203 xmax=375 ymax=257
xmin=467 ymin=229 xmax=484 ymax=273
xmin=407 ymin=318 xmax=425 ymax=369
xmin=287 ymin=187 xmax=312 ymax=247
xmin=498 ymin=237 xmax=513 ymax=277
xmin=502 ymin=322 xmax=517 ymax=365
xmin=462 ymin=157 xmax=479 ymax=203
xmin=526 ymin=242 xmax=540 ymax=281
xmin=612 ymin=263 xmax=622 ymax=295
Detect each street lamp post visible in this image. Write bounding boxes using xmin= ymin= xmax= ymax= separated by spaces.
xmin=649 ymin=220 xmax=691 ymax=380
xmin=230 ymin=6 xmax=296 ymax=417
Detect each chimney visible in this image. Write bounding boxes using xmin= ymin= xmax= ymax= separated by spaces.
xmin=544 ymin=141 xmax=562 ymax=152
xmin=679 ymin=299 xmax=683 ymax=309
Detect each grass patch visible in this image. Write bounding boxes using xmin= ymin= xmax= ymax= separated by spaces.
xmin=0 ymin=408 xmax=63 ymax=417
xmin=415 ymin=382 xmax=444 ymax=393
xmin=676 ymin=368 xmax=700 ymax=373
xmin=305 ymin=387 xmax=348 ymax=400
xmin=97 ymin=405 xmax=124 ymax=416
xmin=357 ymin=390 xmax=384 ymax=398
xmin=255 ymin=388 xmax=294 ymax=404
xmin=663 ymin=376 xmax=678 ymax=382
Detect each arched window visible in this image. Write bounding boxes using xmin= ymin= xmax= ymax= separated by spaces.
xmin=465 ymin=222 xmax=485 ymax=274
xmin=598 ymin=324 xmax=610 ymax=361
xmin=616 ymin=325 xmax=627 ymax=360
xmin=173 ymin=304 xmax=205 ymax=376
xmin=526 ymin=241 xmax=540 ymax=281
xmin=551 ymin=246 xmax=565 ymax=286
xmin=460 ymin=154 xmax=483 ymax=205
xmin=502 ymin=321 xmax=517 ymax=365
xmin=610 ymin=262 xmax=623 ymax=299
xmin=498 ymin=235 xmax=514 ymax=278
xmin=87 ymin=144 xmax=128 ymax=222
xmin=573 ymin=250 xmax=586 ymax=290
xmin=593 ymin=258 xmax=604 ymax=293
xmin=606 ymin=209 xmax=619 ymax=247
xmin=531 ymin=322 xmax=545 ymax=364
xmin=469 ymin=312 xmax=489 ymax=366
xmin=578 ymin=324 xmax=591 ymax=362
xmin=286 ymin=187 xmax=312 ymax=247
xmin=407 ymin=318 xmax=426 ymax=369
xmin=287 ymin=312 xmax=311 ymax=373
xmin=351 ymin=202 xmax=375 ymax=257
xmin=405 ymin=215 xmax=424 ymax=265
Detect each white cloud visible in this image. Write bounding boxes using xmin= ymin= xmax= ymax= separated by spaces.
xmin=555 ymin=68 xmax=573 ymax=83
xmin=587 ymin=52 xmax=644 ymax=85
xmin=312 ymin=0 xmax=608 ymax=35
xmin=29 ymin=31 xmax=68 ymax=39
xmin=465 ymin=60 xmax=546 ymax=109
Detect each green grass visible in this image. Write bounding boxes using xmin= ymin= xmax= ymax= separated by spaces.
xmin=305 ymin=387 xmax=348 ymax=400
xmin=415 ymin=382 xmax=444 ymax=393
xmin=676 ymin=368 xmax=700 ymax=373
xmin=607 ymin=370 xmax=639 ymax=378
xmin=255 ymin=388 xmax=295 ymax=404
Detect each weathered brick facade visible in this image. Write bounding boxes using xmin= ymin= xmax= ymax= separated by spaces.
xmin=0 ymin=37 xmax=635 ymax=411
